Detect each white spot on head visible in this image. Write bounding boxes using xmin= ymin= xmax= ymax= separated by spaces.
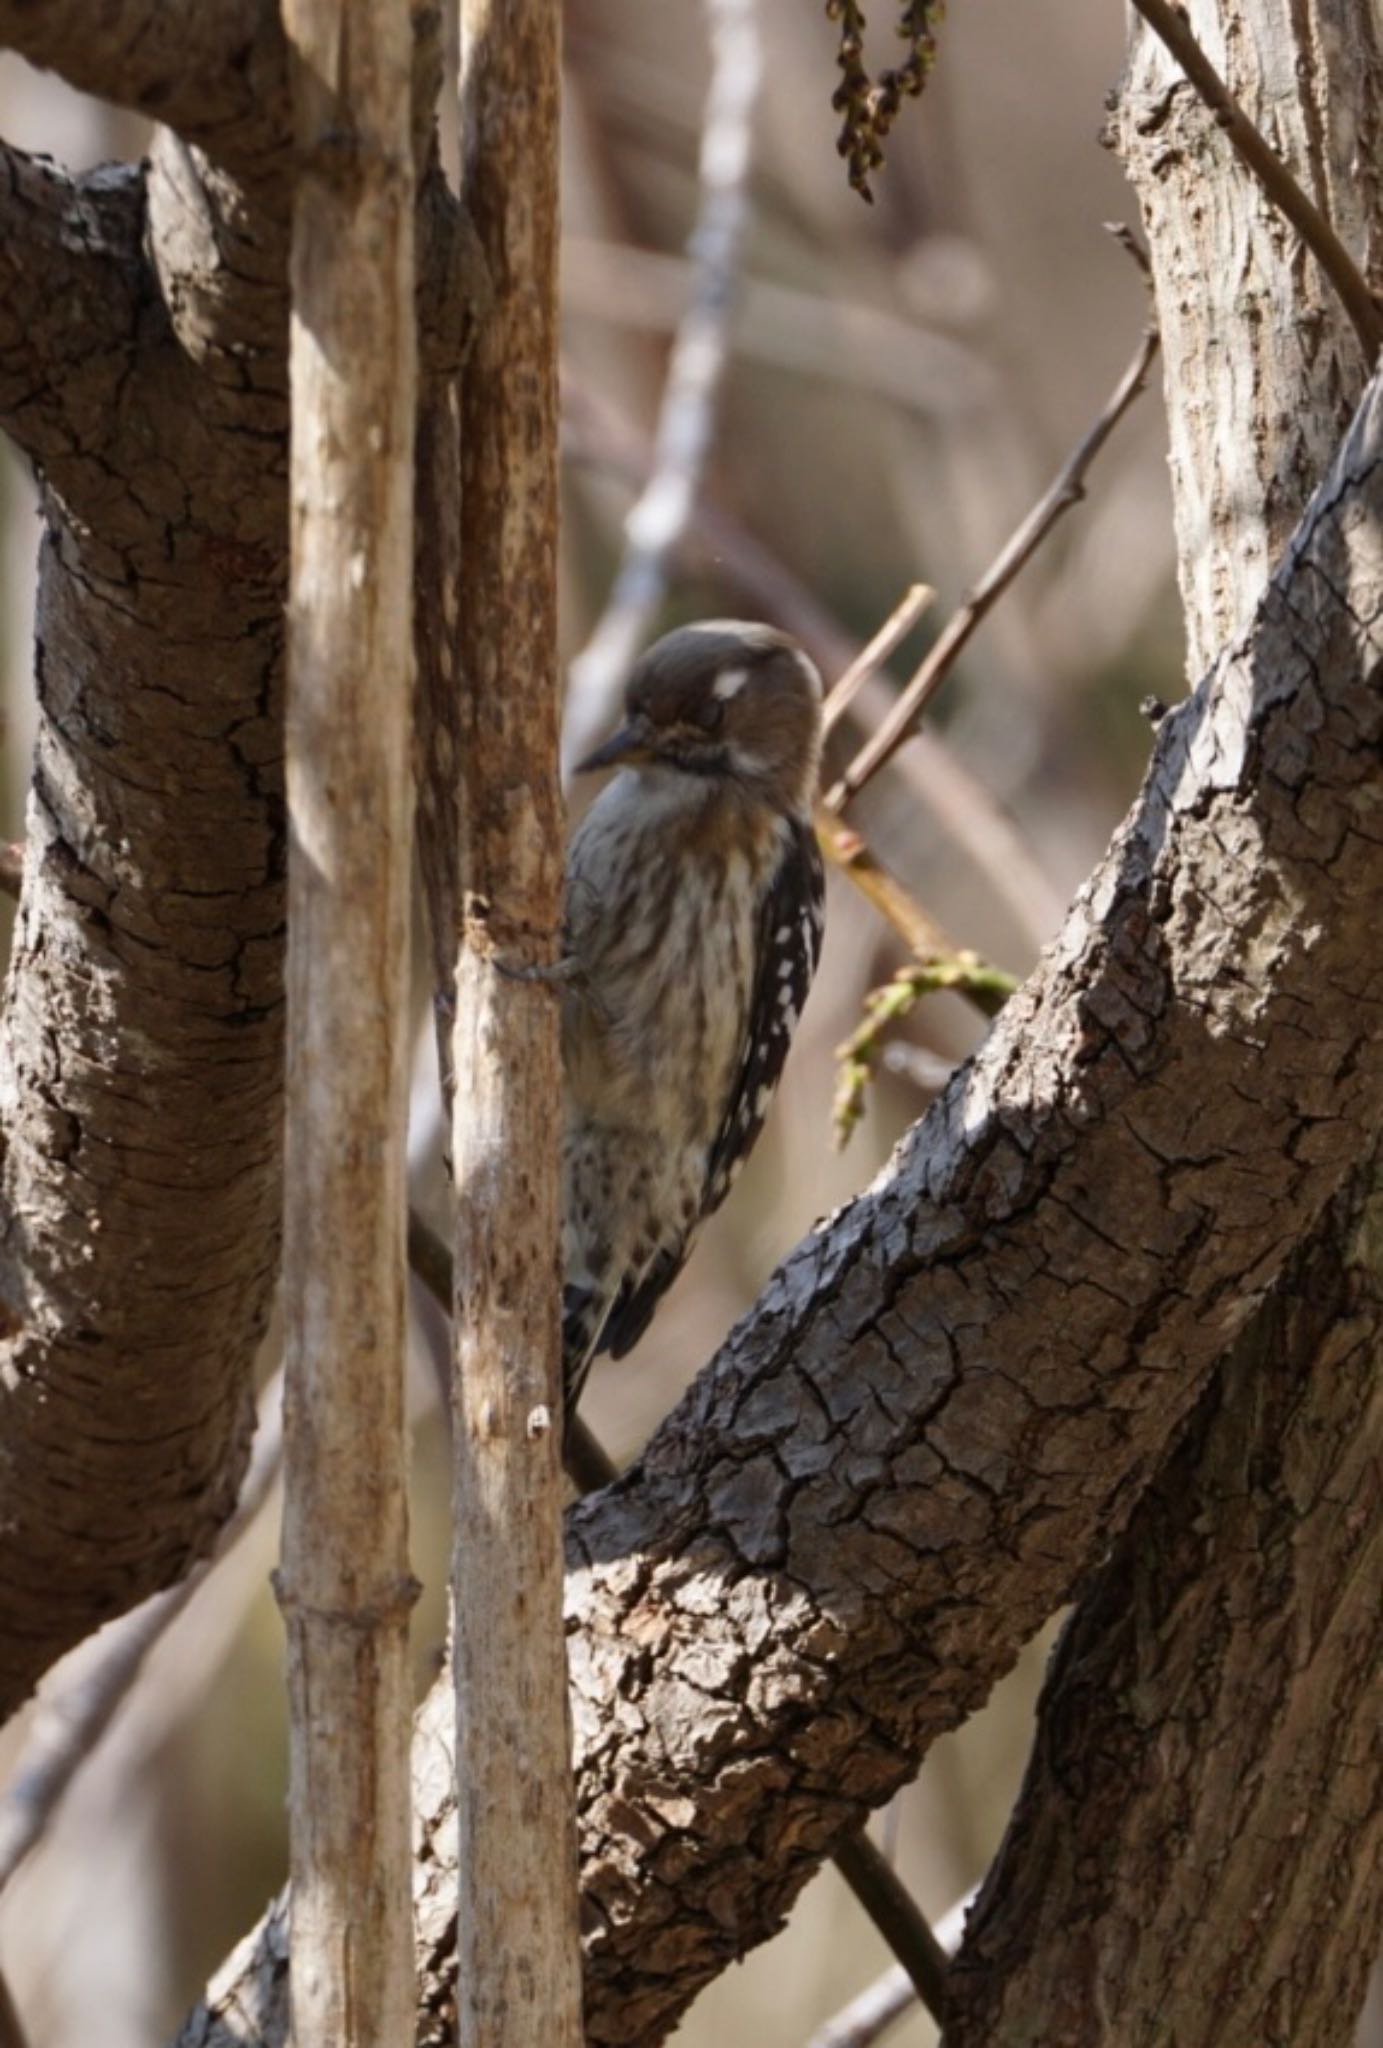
xmin=713 ymin=666 xmax=750 ymax=702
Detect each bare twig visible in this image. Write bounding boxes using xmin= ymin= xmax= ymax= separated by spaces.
xmin=1128 ymin=0 xmax=1383 ymax=360
xmin=814 ymin=807 xmax=998 ymax=989
xmin=276 ymin=3 xmax=420 ymax=2041
xmin=833 ymin=955 xmax=1018 ymax=1147
xmin=561 ymin=0 xmax=762 ymax=778
xmin=821 ymin=583 xmax=935 ymax=738
xmin=0 ymin=1374 xmax=283 ymax=1895
xmin=806 ymin=1888 xmax=976 ymax=2048
xmin=827 ymin=316 xmax=1162 ymax=809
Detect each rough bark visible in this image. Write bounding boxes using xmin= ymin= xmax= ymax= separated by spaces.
xmin=274 ymin=4 xmax=419 ymax=2045
xmin=0 ymin=24 xmax=474 ymax=1720
xmin=179 ymin=369 xmax=1383 ymax=2047
xmin=1113 ymin=0 xmax=1382 ymax=675
xmin=0 ymin=0 xmax=290 ymax=177
xmin=446 ymin=1 xmax=583 ymax=2043
xmin=945 ymin=1159 xmax=1383 ymax=2047
xmin=941 ymin=9 xmax=1383 ymax=2037
xmin=0 ymin=134 xmax=291 ymax=1719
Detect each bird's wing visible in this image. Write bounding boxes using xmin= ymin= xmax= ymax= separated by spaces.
xmin=599 ymin=815 xmax=825 ymax=1364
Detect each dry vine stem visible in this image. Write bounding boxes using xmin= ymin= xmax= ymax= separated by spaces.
xmin=275 ymin=3 xmax=420 ymax=2045
xmin=451 ymin=2 xmax=582 ymax=2045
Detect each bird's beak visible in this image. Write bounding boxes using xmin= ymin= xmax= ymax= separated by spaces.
xmin=574 ymin=718 xmax=653 ymax=775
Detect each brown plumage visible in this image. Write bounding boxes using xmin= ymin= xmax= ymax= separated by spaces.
xmin=561 ymin=620 xmax=826 ymax=1416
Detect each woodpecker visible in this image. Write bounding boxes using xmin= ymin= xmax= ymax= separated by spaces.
xmin=562 ymin=619 xmax=826 ymax=1417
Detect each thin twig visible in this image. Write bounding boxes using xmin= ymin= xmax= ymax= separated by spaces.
xmin=805 ymin=1887 xmax=976 ymax=2048
xmin=815 ymin=809 xmax=992 ymax=983
xmin=0 ymin=1373 xmax=283 ymax=1895
xmin=827 ymin=316 xmax=1162 ymax=809
xmin=805 ymin=1964 xmax=914 ymax=2048
xmin=561 ymin=0 xmax=762 ymax=778
xmin=1128 ymin=0 xmax=1383 ymax=360
xmin=406 ymin=1209 xmax=952 ymax=2017
xmin=834 ymin=1829 xmax=949 ymax=2027
xmin=821 ymin=583 xmax=935 ymax=738
xmin=833 ymin=955 xmax=1018 ymax=1147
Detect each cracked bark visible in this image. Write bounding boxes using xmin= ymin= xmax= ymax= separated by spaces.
xmin=0 ymin=132 xmax=291 ymax=1719
xmin=0 ymin=27 xmax=473 ymax=1718
xmin=179 ymin=361 xmax=1383 ymax=2043
xmin=942 ymin=8 xmax=1383 ymax=2039
xmin=946 ymin=1156 xmax=1383 ymax=2047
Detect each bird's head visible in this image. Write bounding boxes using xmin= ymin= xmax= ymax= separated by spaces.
xmin=575 ymin=620 xmax=824 ymax=816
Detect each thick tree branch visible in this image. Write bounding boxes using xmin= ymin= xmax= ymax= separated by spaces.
xmin=947 ymin=1155 xmax=1383 ymax=2046
xmin=0 ymin=145 xmax=147 ymax=479
xmin=0 ymin=140 xmax=291 ymax=1716
xmin=0 ymin=0 xmax=291 ymax=179
xmin=179 ymin=366 xmax=1383 ymax=2048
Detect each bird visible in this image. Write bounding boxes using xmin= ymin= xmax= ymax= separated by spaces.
xmin=560 ymin=618 xmax=827 ymax=1419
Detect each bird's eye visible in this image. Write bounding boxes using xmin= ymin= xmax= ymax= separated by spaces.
xmin=695 ymin=697 xmax=725 ymax=733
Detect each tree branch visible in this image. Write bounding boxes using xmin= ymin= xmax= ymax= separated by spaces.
xmin=0 ymin=141 xmax=291 ymax=1716
xmin=0 ymin=0 xmax=291 ymax=178
xmin=179 ymin=365 xmax=1383 ymax=2048
xmin=449 ymin=0 xmax=581 ymax=2042
xmin=0 ymin=144 xmax=147 ymax=478
xmin=1127 ymin=0 xmax=1383 ymax=360
xmin=946 ymin=1155 xmax=1383 ymax=2045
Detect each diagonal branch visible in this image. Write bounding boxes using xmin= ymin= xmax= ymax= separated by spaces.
xmin=179 ymin=367 xmax=1383 ymax=2048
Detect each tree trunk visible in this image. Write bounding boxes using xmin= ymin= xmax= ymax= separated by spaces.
xmin=944 ymin=5 xmax=1383 ymax=2037
xmin=0 ymin=131 xmax=290 ymax=1716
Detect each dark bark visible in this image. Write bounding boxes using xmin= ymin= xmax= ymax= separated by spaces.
xmin=0 ymin=0 xmax=290 ymax=177
xmin=0 ymin=131 xmax=290 ymax=1717
xmin=0 ymin=61 xmax=474 ymax=1716
xmin=179 ymin=372 xmax=1383 ymax=2046
xmin=946 ymin=1155 xmax=1383 ymax=2047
